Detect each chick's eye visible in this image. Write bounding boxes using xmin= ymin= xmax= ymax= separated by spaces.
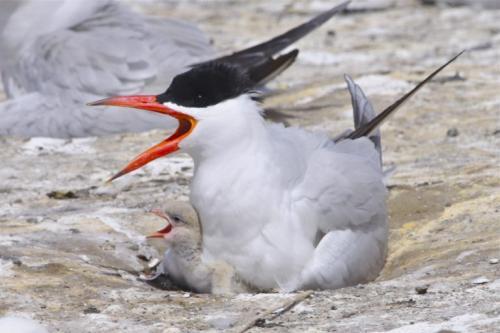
xmin=197 ymin=94 xmax=203 ymax=99
xmin=172 ymin=215 xmax=183 ymax=223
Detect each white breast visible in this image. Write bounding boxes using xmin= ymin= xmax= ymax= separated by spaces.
xmin=182 ymin=96 xmax=388 ymax=290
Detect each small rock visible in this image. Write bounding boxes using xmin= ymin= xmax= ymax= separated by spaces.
xmin=471 ymin=276 xmax=490 ymax=285
xmin=489 ymin=258 xmax=499 ymax=265
xmin=136 ymin=254 xmax=149 ymax=262
xmin=69 ymin=228 xmax=80 ymax=234
xmin=26 ymin=217 xmax=43 ymax=224
xmin=83 ymin=305 xmax=100 ymax=314
xmin=446 ymin=128 xmax=459 ymax=137
xmin=330 ymin=305 xmax=337 ymax=310
xmin=46 ymin=190 xmax=78 ymax=199
xmin=415 ymin=286 xmax=428 ymax=295
xmin=127 ymin=243 xmax=139 ymax=251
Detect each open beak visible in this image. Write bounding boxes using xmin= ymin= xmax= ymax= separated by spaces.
xmin=147 ymin=223 xmax=173 ymax=239
xmin=147 ymin=208 xmax=173 ymax=238
xmin=88 ymin=95 xmax=197 ymax=182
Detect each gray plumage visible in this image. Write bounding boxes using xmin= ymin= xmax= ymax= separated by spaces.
xmin=151 ymin=201 xmax=252 ymax=294
xmin=344 ymin=74 xmax=382 ymax=163
xmin=0 ymin=0 xmax=349 ymax=138
xmin=0 ymin=0 xmax=213 ymax=137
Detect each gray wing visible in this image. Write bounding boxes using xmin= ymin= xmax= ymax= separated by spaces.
xmin=0 ymin=1 xmax=212 ymax=137
xmin=0 ymin=93 xmax=175 ymax=138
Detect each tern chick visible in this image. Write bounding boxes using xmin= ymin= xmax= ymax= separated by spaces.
xmin=148 ymin=202 xmax=252 ymax=294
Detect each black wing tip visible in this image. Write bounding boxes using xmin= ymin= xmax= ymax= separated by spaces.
xmin=247 ymin=49 xmax=300 ymax=85
xmin=345 ymin=50 xmax=465 ymax=140
xmin=323 ymin=1 xmax=351 ymax=15
xmin=441 ymin=49 xmax=467 ymax=67
xmin=335 ymin=0 xmax=352 ymax=11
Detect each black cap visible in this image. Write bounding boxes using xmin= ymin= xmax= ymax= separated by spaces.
xmin=157 ymin=62 xmax=253 ymax=108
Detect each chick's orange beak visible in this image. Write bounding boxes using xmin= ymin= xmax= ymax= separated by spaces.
xmin=88 ymin=95 xmax=197 ymax=182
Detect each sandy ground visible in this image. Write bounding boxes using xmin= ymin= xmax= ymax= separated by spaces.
xmin=0 ymin=0 xmax=499 ymax=332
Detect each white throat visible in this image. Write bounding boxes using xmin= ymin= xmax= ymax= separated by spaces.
xmin=170 ymin=95 xmax=268 ymax=162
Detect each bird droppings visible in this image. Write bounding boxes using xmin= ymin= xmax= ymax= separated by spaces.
xmin=0 ymin=259 xmax=14 ymax=278
xmin=471 ymin=277 xmax=490 ymax=285
xmin=0 ymin=0 xmax=499 ymax=332
xmin=21 ymin=137 xmax=96 ymax=156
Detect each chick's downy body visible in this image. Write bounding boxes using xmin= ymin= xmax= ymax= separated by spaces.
xmin=149 ymin=201 xmax=251 ymax=294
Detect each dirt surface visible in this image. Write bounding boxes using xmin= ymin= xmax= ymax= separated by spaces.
xmin=0 ymin=0 xmax=499 ymax=332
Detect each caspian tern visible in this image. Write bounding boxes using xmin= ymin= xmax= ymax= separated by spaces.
xmin=148 ymin=202 xmax=252 ymax=294
xmin=0 ymin=0 xmax=348 ymax=138
xmin=90 ymin=42 xmax=463 ymax=289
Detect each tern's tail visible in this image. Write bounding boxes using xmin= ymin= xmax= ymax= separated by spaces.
xmin=344 ymin=75 xmax=382 ymax=162
xmin=336 ymin=50 xmax=465 ymax=166
xmin=345 ymin=51 xmax=465 ymax=141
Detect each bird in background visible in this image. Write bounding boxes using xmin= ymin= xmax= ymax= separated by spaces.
xmin=0 ymin=0 xmax=349 ymax=138
xmin=89 ymin=7 xmax=464 ymax=290
xmin=147 ymin=201 xmax=253 ymax=294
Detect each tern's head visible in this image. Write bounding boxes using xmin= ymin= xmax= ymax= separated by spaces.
xmin=147 ymin=201 xmax=201 ymax=243
xmin=89 ymin=62 xmax=258 ymax=181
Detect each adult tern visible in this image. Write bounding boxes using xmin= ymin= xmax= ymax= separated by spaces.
xmin=0 ymin=0 xmax=349 ymax=138
xmin=90 ymin=38 xmax=464 ymax=290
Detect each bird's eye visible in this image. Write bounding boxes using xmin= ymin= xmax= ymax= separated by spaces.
xmin=197 ymin=94 xmax=203 ymax=99
xmin=171 ymin=214 xmax=184 ymax=223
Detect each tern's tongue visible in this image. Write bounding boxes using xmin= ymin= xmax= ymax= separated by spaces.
xmin=159 ymin=223 xmax=173 ymax=234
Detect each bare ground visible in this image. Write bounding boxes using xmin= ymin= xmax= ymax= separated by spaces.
xmin=0 ymin=1 xmax=499 ymax=332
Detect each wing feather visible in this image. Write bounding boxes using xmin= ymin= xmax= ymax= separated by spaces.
xmin=0 ymin=1 xmax=212 ymax=137
xmin=292 ymin=137 xmax=386 ymax=233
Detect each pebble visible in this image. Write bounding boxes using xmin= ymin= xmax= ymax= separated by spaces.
xmin=488 ymin=258 xmax=498 ymax=265
xmin=471 ymin=276 xmax=490 ymax=285
xmin=447 ymin=128 xmax=459 ymax=137
xmin=415 ymin=286 xmax=428 ymax=295
xmin=83 ymin=305 xmax=100 ymax=314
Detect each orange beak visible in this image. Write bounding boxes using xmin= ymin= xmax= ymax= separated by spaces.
xmin=88 ymin=95 xmax=197 ymax=182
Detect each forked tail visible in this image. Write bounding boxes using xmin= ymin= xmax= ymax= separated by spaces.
xmin=345 ymin=50 xmax=465 ymax=142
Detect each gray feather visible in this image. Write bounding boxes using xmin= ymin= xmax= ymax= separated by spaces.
xmin=0 ymin=0 xmax=213 ymax=137
xmin=344 ymin=74 xmax=382 ymax=161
